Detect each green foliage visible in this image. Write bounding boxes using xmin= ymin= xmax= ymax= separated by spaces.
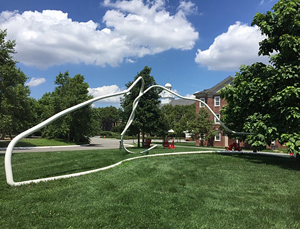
xmin=99 ymin=131 xmax=120 ymax=139
xmin=152 ymin=108 xmax=170 ymax=140
xmin=39 ymin=71 xmax=94 ymax=144
xmin=222 ymin=0 xmax=300 ymax=154
xmin=0 ymin=29 xmax=34 ymax=138
xmin=92 ymin=106 xmax=122 ymax=133
xmin=160 ymin=104 xmax=215 ymax=143
xmin=120 ymin=66 xmax=162 ymax=146
xmin=161 ymin=103 xmax=196 ymax=138
xmin=252 ymin=0 xmax=300 ymax=66
xmin=188 ymin=107 xmax=216 ymax=144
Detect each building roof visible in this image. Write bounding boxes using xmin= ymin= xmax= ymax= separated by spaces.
xmin=165 ymin=83 xmax=172 ymax=88
xmin=193 ymin=76 xmax=234 ymax=98
xmin=169 ymin=99 xmax=195 ymax=106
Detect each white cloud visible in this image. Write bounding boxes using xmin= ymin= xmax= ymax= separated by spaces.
xmin=125 ymin=58 xmax=137 ymax=63
xmin=259 ymin=0 xmax=275 ymax=5
xmin=195 ymin=21 xmax=269 ymax=71
xmin=0 ymin=1 xmax=198 ymax=69
xmin=88 ymin=85 xmax=123 ymax=105
xmin=177 ymin=1 xmax=198 ymax=16
xmin=25 ymin=77 xmax=46 ymax=87
xmin=185 ymin=94 xmax=195 ymax=99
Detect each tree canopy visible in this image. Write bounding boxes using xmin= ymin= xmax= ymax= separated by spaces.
xmin=92 ymin=106 xmax=122 ymax=132
xmin=221 ymin=0 xmax=300 ymax=157
xmin=160 ymin=103 xmax=215 ymax=143
xmin=39 ymin=71 xmax=94 ymax=143
xmin=0 ymin=29 xmax=33 ymax=139
xmin=120 ymin=66 xmax=161 ymax=147
xmin=188 ymin=107 xmax=216 ymax=145
xmin=161 ymin=103 xmax=195 ymax=138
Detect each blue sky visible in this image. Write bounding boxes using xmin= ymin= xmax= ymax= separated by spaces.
xmin=0 ymin=0 xmax=275 ymax=107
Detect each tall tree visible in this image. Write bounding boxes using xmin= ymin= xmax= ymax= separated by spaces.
xmin=221 ymin=0 xmax=300 ymax=160
xmin=0 ymin=29 xmax=33 ymax=139
xmin=120 ymin=66 xmax=161 ymax=147
xmin=40 ymin=71 xmax=94 ymax=143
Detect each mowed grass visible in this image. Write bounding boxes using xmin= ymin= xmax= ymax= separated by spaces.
xmin=0 ymin=138 xmax=78 ymax=148
xmin=0 ymin=148 xmax=299 ymax=228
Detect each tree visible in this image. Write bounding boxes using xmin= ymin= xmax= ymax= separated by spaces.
xmin=152 ymin=109 xmax=170 ymax=141
xmin=161 ymin=104 xmax=195 ymax=139
xmin=120 ymin=66 xmax=161 ymax=147
xmin=221 ymin=0 xmax=300 ymax=161
xmin=221 ymin=63 xmax=276 ymax=147
xmin=160 ymin=103 xmax=215 ymax=143
xmin=40 ymin=71 xmax=95 ymax=143
xmin=0 ymin=29 xmax=33 ymax=139
xmin=188 ymin=107 xmax=216 ymax=146
xmin=92 ymin=106 xmax=122 ymax=132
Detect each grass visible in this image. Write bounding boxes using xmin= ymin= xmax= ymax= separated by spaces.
xmin=0 ymin=138 xmax=78 ymax=148
xmin=0 ymin=147 xmax=299 ymax=228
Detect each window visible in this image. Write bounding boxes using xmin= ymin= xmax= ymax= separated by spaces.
xmin=214 ymin=96 xmax=220 ymax=107
xmin=215 ymin=131 xmax=221 ymax=141
xmin=214 ymin=113 xmax=220 ymax=123
xmin=199 ymin=98 xmax=205 ymax=107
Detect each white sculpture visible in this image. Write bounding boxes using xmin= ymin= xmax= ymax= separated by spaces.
xmin=5 ymin=76 xmax=250 ymax=186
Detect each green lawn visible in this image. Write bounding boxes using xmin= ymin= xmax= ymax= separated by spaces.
xmin=0 ymin=138 xmax=78 ymax=148
xmin=0 ymin=148 xmax=299 ymax=228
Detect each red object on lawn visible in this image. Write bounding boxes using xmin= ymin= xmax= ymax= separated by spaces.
xmin=225 ymin=143 xmax=242 ymax=151
xmin=163 ymin=140 xmax=169 ymax=148
xmin=168 ymin=140 xmax=175 ymax=149
xmin=144 ymin=138 xmax=151 ymax=148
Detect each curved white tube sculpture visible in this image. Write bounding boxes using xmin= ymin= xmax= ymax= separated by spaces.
xmin=5 ymin=77 xmax=250 ymax=186
xmin=5 ymin=76 xmax=145 ymax=186
xmin=120 ymin=84 xmax=251 ymax=154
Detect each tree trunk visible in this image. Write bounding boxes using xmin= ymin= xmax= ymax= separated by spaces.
xmin=296 ymin=153 xmax=300 ymax=166
xmin=1 ymin=131 xmax=5 ymax=140
xmin=142 ymin=130 xmax=145 ymax=147
xmin=137 ymin=132 xmax=140 ymax=148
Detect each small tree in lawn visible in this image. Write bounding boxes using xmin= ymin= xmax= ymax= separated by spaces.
xmin=120 ymin=66 xmax=161 ymax=147
xmin=188 ymin=107 xmax=216 ymax=146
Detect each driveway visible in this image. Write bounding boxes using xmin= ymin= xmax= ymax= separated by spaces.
xmin=0 ymin=137 xmax=136 ymax=153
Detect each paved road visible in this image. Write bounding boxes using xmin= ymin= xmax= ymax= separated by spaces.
xmin=0 ymin=137 xmax=136 ymax=153
xmin=0 ymin=138 xmax=290 ymax=158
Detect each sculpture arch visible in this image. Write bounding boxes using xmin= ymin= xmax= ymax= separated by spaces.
xmin=5 ymin=76 xmax=250 ymax=186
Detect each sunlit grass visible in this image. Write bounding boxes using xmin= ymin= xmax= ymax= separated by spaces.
xmin=0 ymin=149 xmax=299 ymax=228
xmin=0 ymin=138 xmax=78 ymax=147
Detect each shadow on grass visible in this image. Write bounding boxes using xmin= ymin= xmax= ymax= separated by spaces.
xmin=0 ymin=141 xmax=37 ymax=148
xmin=217 ymin=152 xmax=300 ymax=171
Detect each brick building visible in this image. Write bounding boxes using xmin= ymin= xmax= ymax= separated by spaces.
xmin=193 ymin=76 xmax=285 ymax=150
xmin=193 ymin=76 xmax=235 ymax=147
